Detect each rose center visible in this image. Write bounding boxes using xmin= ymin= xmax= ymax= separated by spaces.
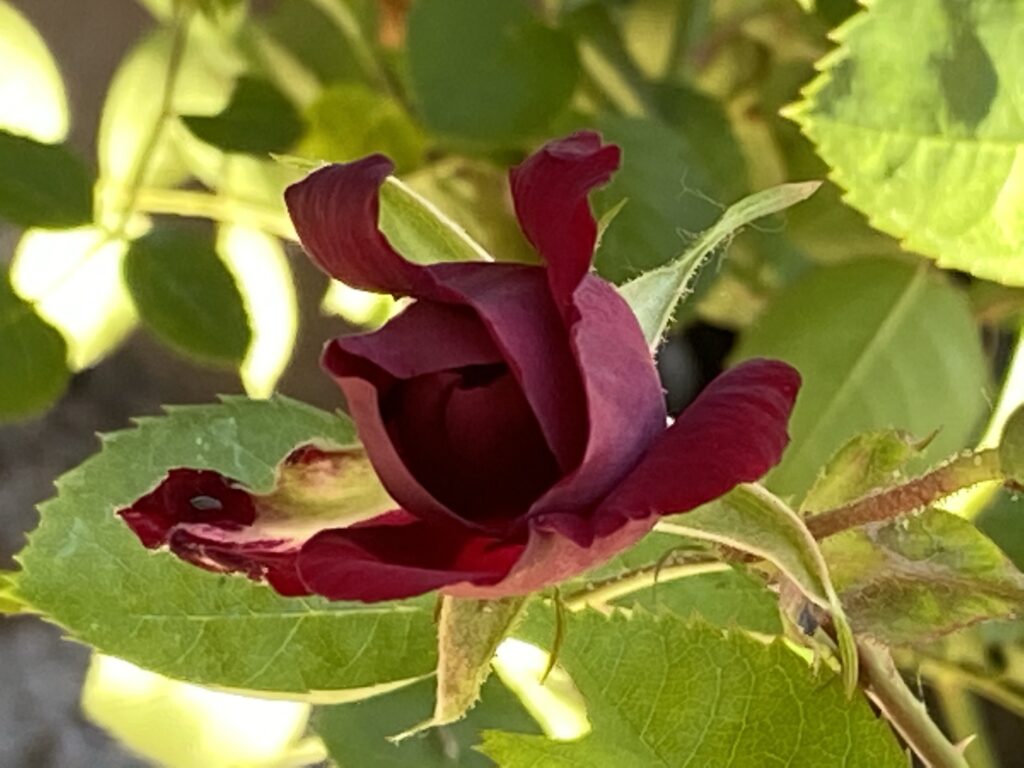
xmin=383 ymin=363 xmax=559 ymax=525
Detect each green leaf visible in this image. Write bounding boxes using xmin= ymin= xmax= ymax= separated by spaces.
xmin=579 ymin=532 xmax=782 ymax=634
xmin=486 ymin=611 xmax=904 ymax=767
xmin=316 ymin=674 xmax=541 ymax=767
xmin=403 ymin=158 xmax=535 ymax=264
xmin=789 ymin=0 xmax=1024 ymax=285
xmin=801 ymin=429 xmax=927 ymax=514
xmin=824 ymin=508 xmax=1024 ymax=645
xmin=183 ymin=76 xmax=304 ymax=155
xmin=97 ymin=25 xmax=241 ymax=212
xmin=734 ymin=259 xmax=988 ymax=498
xmin=618 ymin=181 xmax=820 ymax=348
xmin=660 ymin=484 xmax=858 ymax=692
xmin=0 ymin=273 xmax=69 ymax=422
xmin=0 ymin=0 xmax=68 ymax=143
xmin=0 ymin=131 xmax=93 ymax=228
xmin=10 ymin=227 xmax=136 ymax=370
xmin=407 ymin=0 xmax=579 ymax=145
xmin=300 ymin=83 xmax=426 ymax=173
xmin=379 ymin=177 xmax=492 ymax=265
xmin=15 ymin=396 xmax=438 ymax=693
xmin=591 ymin=115 xmax=740 ymax=285
xmin=125 ymin=225 xmax=252 ymax=365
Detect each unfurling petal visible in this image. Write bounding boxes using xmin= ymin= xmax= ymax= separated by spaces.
xmin=284 ymin=155 xmax=439 ymax=298
xmin=297 ymin=511 xmax=524 ymax=602
xmin=509 ymin=131 xmax=620 ymax=307
xmin=529 ymin=277 xmax=666 ymax=545
xmin=594 ymin=359 xmax=801 ymax=531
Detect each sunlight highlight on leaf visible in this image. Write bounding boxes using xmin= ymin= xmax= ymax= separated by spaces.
xmin=0 ymin=1 xmax=68 ymax=142
xmin=321 ymin=281 xmax=398 ymax=328
xmin=217 ymin=225 xmax=298 ymax=397
xmin=10 ymin=227 xmax=137 ymax=371
xmin=493 ymin=638 xmax=589 ymax=741
xmin=82 ymin=653 xmax=323 ymax=768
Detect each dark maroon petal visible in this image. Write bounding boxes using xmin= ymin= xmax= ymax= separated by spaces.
xmin=297 ymin=511 xmax=524 ymax=602
xmin=328 ymin=300 xmax=504 ymax=380
xmin=284 ymin=156 xmax=441 ymax=297
xmin=592 ymin=359 xmax=801 ymax=529
xmin=426 ymin=263 xmax=588 ymax=472
xmin=529 ymin=276 xmax=666 ymax=544
xmin=509 ymin=131 xmax=620 ymax=307
xmin=445 ymin=516 xmax=655 ymax=599
xmin=324 ymin=265 xmax=588 ymax=524
xmin=120 ymin=469 xmax=257 ymax=548
xmin=167 ymin=525 xmax=309 ymax=597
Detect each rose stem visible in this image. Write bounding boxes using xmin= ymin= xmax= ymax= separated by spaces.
xmin=858 ymin=639 xmax=969 ymax=768
xmin=804 ymin=449 xmax=1004 ymax=540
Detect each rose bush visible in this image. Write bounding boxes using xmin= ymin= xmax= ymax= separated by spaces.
xmin=119 ymin=132 xmax=800 ymax=602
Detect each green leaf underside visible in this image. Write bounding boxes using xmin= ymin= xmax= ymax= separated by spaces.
xmin=489 ymin=611 xmax=904 ymax=767
xmin=183 ymin=76 xmax=304 ymax=155
xmin=407 ymin=0 xmax=579 ymax=145
xmin=801 ymin=429 xmax=925 ymax=514
xmin=0 ymin=274 xmax=69 ymax=421
xmin=791 ymin=0 xmax=1024 ymax=285
xmin=0 ymin=130 xmax=93 ymax=228
xmin=735 ymin=258 xmax=988 ymax=498
xmin=619 ymin=180 xmax=820 ymax=348
xmin=315 ymin=675 xmax=541 ymax=768
xmin=825 ymin=508 xmax=1024 ymax=645
xmin=15 ymin=397 xmax=438 ymax=693
xmin=124 ymin=225 xmax=252 ymax=365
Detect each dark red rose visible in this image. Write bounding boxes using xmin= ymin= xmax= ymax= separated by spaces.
xmin=119 ymin=132 xmax=801 ymax=602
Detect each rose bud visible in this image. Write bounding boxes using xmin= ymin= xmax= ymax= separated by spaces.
xmin=119 ymin=131 xmax=800 ymax=603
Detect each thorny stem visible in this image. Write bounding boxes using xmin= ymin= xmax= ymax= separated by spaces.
xmin=858 ymin=640 xmax=969 ymax=768
xmin=804 ymin=449 xmax=1004 ymax=540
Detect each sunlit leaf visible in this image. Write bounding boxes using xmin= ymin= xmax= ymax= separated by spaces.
xmin=407 ymin=0 xmax=579 ymax=145
xmin=789 ymin=0 xmax=1024 ymax=284
xmin=734 ymin=259 xmax=988 ymax=497
xmin=0 ymin=273 xmax=69 ymax=422
xmin=97 ymin=25 xmax=241 ymax=219
xmin=824 ymin=508 xmax=1024 ymax=645
xmin=15 ymin=396 xmax=438 ymax=693
xmin=321 ymin=280 xmax=397 ymax=328
xmin=10 ymin=227 xmax=137 ymax=370
xmin=125 ymin=224 xmax=252 ymax=366
xmin=0 ymin=131 xmax=94 ymax=229
xmin=82 ymin=653 xmax=322 ymax=768
xmin=300 ymin=83 xmax=426 ymax=173
xmin=184 ymin=76 xmax=304 ymax=155
xmin=487 ymin=611 xmax=904 ymax=767
xmin=217 ymin=225 xmax=297 ymax=397
xmin=0 ymin=0 xmax=68 ymax=142
xmin=404 ymin=158 xmax=534 ymax=264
